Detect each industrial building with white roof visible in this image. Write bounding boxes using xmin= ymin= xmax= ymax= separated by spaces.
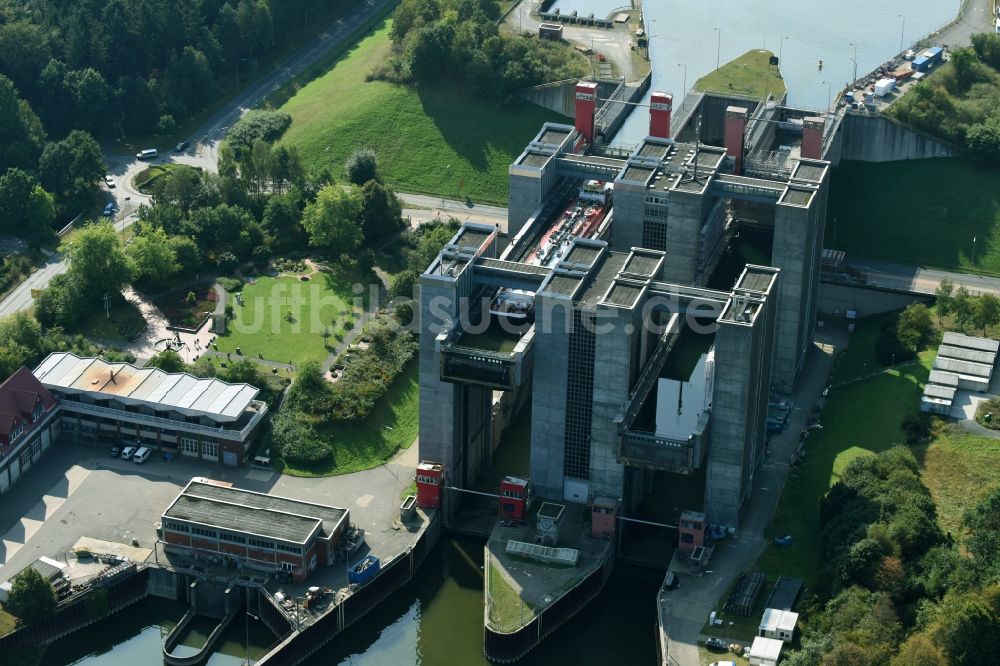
xmin=921 ymin=333 xmax=999 ymax=415
xmin=30 ymin=352 xmax=268 ymax=466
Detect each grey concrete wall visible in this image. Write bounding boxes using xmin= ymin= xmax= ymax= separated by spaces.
xmin=829 ymin=112 xmax=959 ymax=165
xmin=610 ymin=180 xmax=646 ymax=252
xmin=818 ymin=281 xmax=927 ymax=316
xmin=588 ymin=306 xmax=636 ymax=500
xmin=518 ymin=80 xmax=578 ymax=117
xmin=530 ymin=295 xmax=573 ymax=499
xmin=676 ymin=93 xmax=759 ymax=145
xmin=147 ymin=568 xmax=182 ymax=600
xmin=418 ymin=277 xmax=461 ymax=482
xmin=661 ymin=189 xmax=707 ymax=285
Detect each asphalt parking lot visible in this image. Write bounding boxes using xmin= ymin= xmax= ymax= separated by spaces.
xmin=0 ymin=441 xmax=420 ymax=584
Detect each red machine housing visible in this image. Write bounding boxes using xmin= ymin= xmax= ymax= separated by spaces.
xmin=649 ymin=92 xmax=673 ymax=139
xmin=678 ymin=510 xmax=707 ymax=553
xmin=591 ymin=497 xmax=619 ymax=539
xmin=415 ymin=461 xmax=445 ymax=509
xmin=499 ymin=476 xmax=531 ymax=521
xmin=574 ymin=81 xmax=599 ymax=146
xmin=724 ymin=106 xmax=749 ymax=175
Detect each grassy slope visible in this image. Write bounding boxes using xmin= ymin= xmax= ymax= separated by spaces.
xmin=753 ymin=318 xmax=932 ymax=586
xmin=694 ymin=49 xmax=786 ymax=99
xmin=216 ymin=272 xmax=360 ymax=365
xmin=914 ymin=425 xmax=1000 ymax=536
xmin=277 ymin=20 xmax=569 ymax=204
xmin=279 ymin=360 xmax=418 ymax=477
xmin=488 ymin=559 xmax=536 ymax=630
xmin=828 ymin=158 xmax=1000 ymax=274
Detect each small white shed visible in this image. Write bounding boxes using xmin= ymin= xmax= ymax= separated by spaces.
xmin=749 ymin=636 xmax=784 ymax=666
xmin=759 ymin=607 xmax=798 ymax=643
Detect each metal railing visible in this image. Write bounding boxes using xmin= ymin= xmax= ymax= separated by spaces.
xmin=61 ymin=400 xmax=267 ymax=441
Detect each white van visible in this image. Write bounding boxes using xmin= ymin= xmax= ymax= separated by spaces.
xmin=133 ymin=447 xmax=152 ymax=464
xmin=120 ymin=446 xmax=137 ymax=460
xmin=136 ymin=148 xmax=158 ymax=160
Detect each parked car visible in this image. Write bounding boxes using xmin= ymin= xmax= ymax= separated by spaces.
xmin=110 ymin=446 xmax=121 ymax=458
xmin=102 ymin=203 xmax=116 ymax=218
xmin=133 ymin=447 xmax=151 ymax=464
xmin=104 ymin=175 xmax=115 ymax=188
xmin=705 ymin=637 xmax=727 ymax=650
xmin=174 ymin=140 xmax=189 ymax=152
xmin=120 ymin=446 xmax=137 ymax=460
xmin=136 ymin=148 xmax=157 ymax=160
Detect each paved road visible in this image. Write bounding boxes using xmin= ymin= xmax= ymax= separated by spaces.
xmin=929 ymin=0 xmax=997 ymax=47
xmin=662 ymin=324 xmax=846 ymax=665
xmin=400 ymin=193 xmax=509 ymax=231
xmin=844 ymin=256 xmax=1000 ymax=297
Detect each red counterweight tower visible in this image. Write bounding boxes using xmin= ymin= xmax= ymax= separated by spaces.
xmin=415 ymin=461 xmax=445 ymax=509
xmin=649 ymin=92 xmax=673 ymax=139
xmin=499 ymin=476 xmax=531 ymax=522
xmin=678 ymin=510 xmax=707 ymax=553
xmin=574 ymin=81 xmax=599 ymax=146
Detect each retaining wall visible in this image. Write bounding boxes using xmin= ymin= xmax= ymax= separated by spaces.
xmin=484 ymin=543 xmax=615 ymax=663
xmin=818 ymin=279 xmax=930 ymax=316
xmin=255 ymin=514 xmax=441 ymax=666
xmin=0 ymin=566 xmax=151 ymax=651
xmin=827 ymin=111 xmax=960 ymax=165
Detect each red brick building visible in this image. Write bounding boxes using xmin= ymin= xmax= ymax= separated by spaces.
xmin=0 ymin=367 xmax=60 ymax=493
xmin=161 ymin=478 xmax=349 ymax=582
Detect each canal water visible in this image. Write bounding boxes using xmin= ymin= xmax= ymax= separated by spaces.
xmin=39 ymin=537 xmax=663 ymax=665
xmin=614 ymin=0 xmax=961 ymax=145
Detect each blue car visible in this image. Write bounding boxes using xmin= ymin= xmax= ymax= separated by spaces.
xmin=103 ymin=203 xmax=116 ymax=218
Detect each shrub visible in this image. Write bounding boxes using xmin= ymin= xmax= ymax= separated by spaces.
xmin=7 ymin=567 xmax=57 ymax=623
xmin=271 ymin=411 xmax=331 ymax=466
xmin=217 ymin=277 xmax=243 ymax=292
xmin=227 ymin=110 xmax=292 ymax=156
xmin=345 ymin=147 xmax=379 ymax=185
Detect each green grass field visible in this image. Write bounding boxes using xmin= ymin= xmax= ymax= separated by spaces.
xmin=694 ymin=49 xmax=786 ymax=100
xmin=829 ymin=312 xmax=898 ymax=384
xmin=487 ymin=559 xmax=537 ymax=631
xmin=276 ymin=20 xmax=569 ymax=204
xmin=133 ymin=164 xmax=201 ymax=195
xmin=828 ymin=158 xmax=1000 ymax=274
xmin=753 ymin=344 xmax=932 ymax=586
xmin=217 ymin=271 xmax=362 ymax=365
xmin=279 ymin=361 xmax=418 ymax=477
xmin=914 ymin=425 xmax=1000 ymax=536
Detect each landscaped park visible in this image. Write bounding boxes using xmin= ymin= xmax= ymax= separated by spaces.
xmin=275 ymin=20 xmax=570 ymax=204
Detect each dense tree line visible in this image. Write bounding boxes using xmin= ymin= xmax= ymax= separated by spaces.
xmin=0 ymin=0 xmax=355 ymax=138
xmin=892 ymin=33 xmax=1000 ymax=163
xmin=374 ymin=0 xmax=586 ymax=101
xmin=787 ymin=448 xmax=1000 ymax=665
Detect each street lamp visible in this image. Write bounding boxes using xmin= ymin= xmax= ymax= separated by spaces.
xmin=778 ymin=36 xmax=788 ymax=75
xmin=713 ymin=27 xmax=721 ymax=70
xmin=973 ymin=235 xmax=978 ymax=265
xmin=897 ymin=14 xmax=906 ymax=52
xmin=849 ymin=42 xmax=858 ymax=82
xmin=677 ymin=63 xmax=687 ymax=108
xmin=822 ymin=81 xmax=832 ymax=111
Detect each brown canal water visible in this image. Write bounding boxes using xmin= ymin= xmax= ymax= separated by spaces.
xmin=39 ymin=537 xmax=662 ymax=665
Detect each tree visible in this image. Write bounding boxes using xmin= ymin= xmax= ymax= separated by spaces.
xmin=0 ymin=312 xmax=46 ymax=377
xmin=953 ymin=286 xmax=974 ymax=328
xmin=931 ymin=592 xmax=1000 ymax=665
xmin=344 ymin=147 xmax=379 ymax=186
xmin=301 ymin=184 xmax=363 ymax=253
xmin=128 ymin=227 xmax=179 ymax=289
xmin=170 ymin=235 xmax=202 ymax=272
xmin=359 ymin=180 xmax=404 ymax=242
xmin=38 ymin=130 xmax=105 ymax=213
xmin=0 ymin=168 xmax=56 ymax=242
xmin=963 ymin=487 xmax=1000 ymax=581
xmin=145 ymin=350 xmax=185 ymax=373
xmin=65 ymin=221 xmax=136 ymax=301
xmin=934 ymin=277 xmax=954 ymax=321
xmin=0 ymin=74 xmax=46 ymax=173
xmin=6 ymin=567 xmax=57 ymax=624
xmin=896 ymin=303 xmax=933 ymax=352
xmin=890 ymin=633 xmax=948 ymax=666
xmin=974 ymin=293 xmax=1000 ymax=334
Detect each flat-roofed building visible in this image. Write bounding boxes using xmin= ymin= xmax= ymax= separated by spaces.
xmin=758 ymin=607 xmax=798 ymax=642
xmin=161 ymin=478 xmax=349 ymax=582
xmin=33 ymin=352 xmax=267 ymax=465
